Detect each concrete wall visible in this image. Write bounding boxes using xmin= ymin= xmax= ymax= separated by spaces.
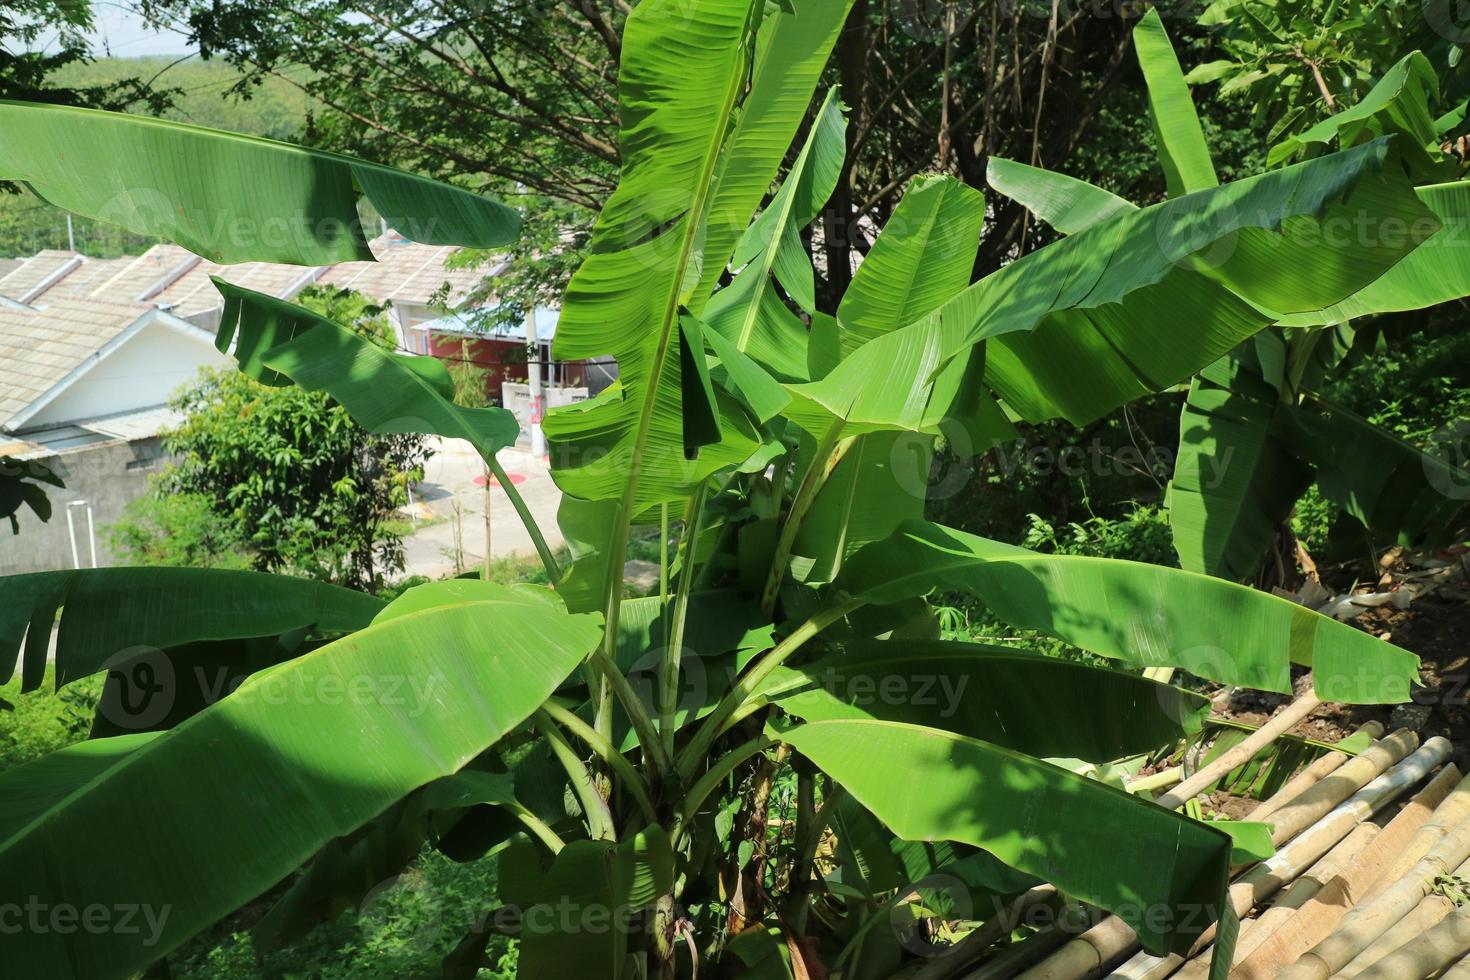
xmin=0 ymin=437 xmax=168 ymax=575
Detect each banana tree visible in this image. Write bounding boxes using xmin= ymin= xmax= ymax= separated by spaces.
xmin=992 ymin=13 xmax=1470 ymax=583
xmin=0 ymin=2 xmax=1449 ymax=978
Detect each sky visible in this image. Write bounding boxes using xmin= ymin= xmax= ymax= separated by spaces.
xmin=35 ymin=2 xmax=197 ymax=58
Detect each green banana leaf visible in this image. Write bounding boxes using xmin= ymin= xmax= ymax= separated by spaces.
xmin=1278 ymin=181 xmax=1470 ymax=327
xmin=985 ymin=157 xmax=1137 ymax=234
xmin=834 ymin=520 xmax=1420 ymax=702
xmin=508 ymin=830 xmax=671 ymax=979
xmin=833 ymin=174 xmax=986 ymax=358
xmin=727 ymin=85 xmax=846 ymax=315
xmin=791 ymin=430 xmax=934 ymax=583
xmin=1285 ymin=393 xmax=1470 ymax=547
xmin=790 ymin=175 xmax=993 ymax=579
xmin=689 ymin=0 xmax=855 ymax=307
xmin=784 ymin=718 xmax=1233 ymax=958
xmin=0 ymin=100 xmax=518 ymax=264
xmin=0 ymin=567 xmax=382 ymax=692
xmin=704 ymin=316 xmax=793 ymax=422
xmin=555 ymin=495 xmax=625 ymax=615
xmin=704 ymin=86 xmax=845 ymax=383
xmin=214 ymin=279 xmax=520 ymax=461
xmin=545 ymin=0 xmax=804 ymax=516
xmin=0 ymin=732 xmax=160 ymax=844
xmin=89 ymin=633 xmax=320 ymax=737
xmin=1134 ymin=9 xmax=1218 ymax=196
xmin=790 ymin=139 xmax=1434 ymax=432
xmin=0 ymin=593 xmax=602 ymax=978
xmin=760 ymin=639 xmax=1209 ymax=760
xmin=1168 ymin=337 xmax=1314 ymax=580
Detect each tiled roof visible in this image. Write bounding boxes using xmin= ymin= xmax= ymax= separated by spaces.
xmin=316 ymin=236 xmax=489 ymax=307
xmin=85 ymin=244 xmax=200 ymax=302
xmin=0 ymin=250 xmax=81 ymax=303
xmin=41 ymin=256 xmax=139 ymax=299
xmin=155 ymin=258 xmax=318 ymax=316
xmin=1 ymin=232 xmax=495 ymax=315
xmin=0 ymin=297 xmax=151 ymax=427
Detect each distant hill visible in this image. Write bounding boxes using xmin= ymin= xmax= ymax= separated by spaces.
xmin=0 ymin=56 xmax=314 ymax=261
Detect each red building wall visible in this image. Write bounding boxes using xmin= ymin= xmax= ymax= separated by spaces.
xmin=425 ymin=333 xmax=527 ymax=405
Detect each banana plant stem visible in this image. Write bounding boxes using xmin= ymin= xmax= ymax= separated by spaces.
xmin=511 ymin=806 xmax=567 ymax=854
xmin=759 ymin=420 xmax=849 ymax=617
xmin=534 ymin=708 xmax=617 ymax=841
xmin=676 ymin=598 xmax=860 ymax=778
xmin=590 ymin=647 xmax=673 ymax=778
xmin=660 ymin=478 xmax=710 ymax=755
xmin=672 ymin=735 xmax=778 ymax=844
xmin=539 ymin=699 xmax=658 ymax=825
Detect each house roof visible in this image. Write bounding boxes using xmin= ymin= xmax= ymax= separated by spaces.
xmin=40 ymin=255 xmax=139 ymax=300
xmin=155 ymin=256 xmax=321 ymax=317
xmin=316 ymin=234 xmax=489 ymax=307
xmin=86 ymin=244 xmax=201 ymax=302
xmin=0 ymin=297 xmax=160 ymax=429
xmin=1 ymin=233 xmax=493 ymax=316
xmin=0 ymin=250 xmax=83 ymax=304
xmin=420 ymin=306 xmax=560 ymax=342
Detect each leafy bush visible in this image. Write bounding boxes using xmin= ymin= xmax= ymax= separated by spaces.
xmin=105 ymin=491 xmax=251 ymax=570
xmin=115 ymin=287 xmax=431 ymax=590
xmin=0 ymin=670 xmax=102 ymax=773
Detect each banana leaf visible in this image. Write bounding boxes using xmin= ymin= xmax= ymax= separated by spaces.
xmin=0 ymin=567 xmax=382 ymax=692
xmin=0 ymin=590 xmax=602 ymax=978
xmin=834 ymin=519 xmax=1420 ymax=702
xmin=0 ymin=100 xmax=518 ymax=264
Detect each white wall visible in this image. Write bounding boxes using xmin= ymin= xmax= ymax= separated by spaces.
xmin=23 ymin=318 xmax=232 ymax=430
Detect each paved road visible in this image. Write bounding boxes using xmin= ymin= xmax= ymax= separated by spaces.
xmin=399 ymin=437 xmax=564 ymax=580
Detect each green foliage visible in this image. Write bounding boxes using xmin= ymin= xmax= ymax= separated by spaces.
xmin=124 ymin=287 xmax=430 ymax=589
xmin=1021 ymin=503 xmax=1179 ymax=567
xmin=0 ymin=6 xmax=1453 ymax=979
xmin=1186 ymin=0 xmax=1470 ymax=139
xmin=105 ymin=491 xmax=250 ymax=569
xmin=0 ymin=669 xmax=101 ymax=773
xmin=168 ymin=849 xmax=516 ymax=979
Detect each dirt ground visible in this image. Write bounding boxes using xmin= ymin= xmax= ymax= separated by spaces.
xmin=1211 ymin=556 xmax=1470 ymax=752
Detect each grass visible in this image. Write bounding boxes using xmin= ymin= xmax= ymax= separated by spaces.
xmin=0 ymin=668 xmax=103 ymax=773
xmin=167 ymin=850 xmax=515 ymax=980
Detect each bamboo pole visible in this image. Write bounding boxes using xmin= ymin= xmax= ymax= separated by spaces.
xmin=1336 ymin=890 xmax=1456 ymax=978
xmin=1231 ymin=762 xmax=1463 ymax=980
xmin=1363 ymin=767 xmax=1470 ymax=903
xmin=1249 ymin=721 xmax=1385 ymax=823
xmin=1105 ymin=724 xmax=1387 ymax=980
xmin=1179 ymin=738 xmax=1448 ymax=964
xmin=1441 ymin=954 xmax=1470 ymax=979
xmin=1262 ymin=728 xmax=1420 ymax=845
xmin=1020 ymin=732 xmax=1439 ymax=980
xmin=1280 ymin=766 xmax=1470 ymax=980
xmin=1352 ymin=904 xmax=1470 ymax=980
xmin=1155 ymin=689 xmax=1324 ymax=811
